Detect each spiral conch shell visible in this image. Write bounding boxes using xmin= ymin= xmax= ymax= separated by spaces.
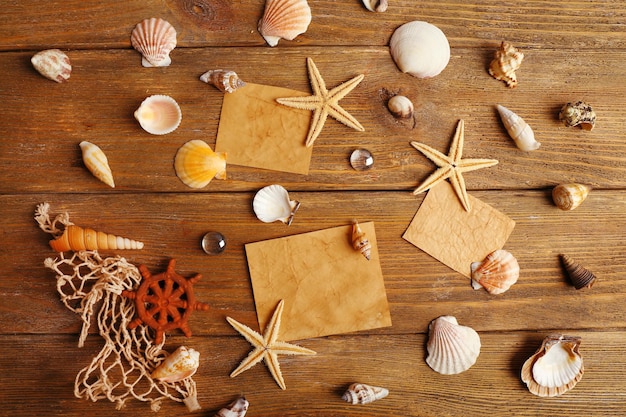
xmin=200 ymin=70 xmax=246 ymax=93
xmin=342 ymin=382 xmax=389 ymax=405
xmin=496 ymin=105 xmax=540 ymax=151
xmin=174 ymin=140 xmax=227 ymax=189
xmin=426 ymin=316 xmax=481 ymax=375
xmin=214 ymin=396 xmax=249 ymax=417
xmin=49 ymin=225 xmax=144 ymax=252
xmin=134 ymin=95 xmax=182 ymax=135
xmin=79 ymin=141 xmax=115 ymax=188
xmin=130 ymin=17 xmax=177 ymax=67
xmin=389 ymin=21 xmax=450 ymax=79
xmin=560 ymin=254 xmax=597 ymax=290
xmin=151 ymin=346 xmax=200 ymax=383
xmin=258 ymin=0 xmax=312 ymax=47
xmin=552 ymin=183 xmax=591 ymax=211
xmin=31 ymin=49 xmax=71 ymax=83
xmin=470 ymin=249 xmax=520 ymax=295
xmin=559 ymin=101 xmax=596 ymax=131
xmin=351 ymin=220 xmax=371 ymax=260
xmin=489 ymin=41 xmax=524 ymax=88
xmin=521 ymin=334 xmax=584 ymax=397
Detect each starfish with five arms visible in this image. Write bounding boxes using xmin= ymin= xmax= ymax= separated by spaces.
xmin=276 ymin=57 xmax=364 ymax=147
xmin=226 ymin=299 xmax=316 ymax=390
xmin=411 ymin=119 xmax=498 ymax=212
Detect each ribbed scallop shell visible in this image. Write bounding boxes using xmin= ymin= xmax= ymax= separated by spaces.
xmin=351 ymin=220 xmax=371 ymax=260
xmin=31 ymin=49 xmax=71 ymax=83
xmin=426 ymin=316 xmax=481 ymax=375
xmin=488 ymin=41 xmax=524 ymax=88
xmin=174 ymin=140 xmax=227 ymax=189
xmin=79 ymin=141 xmax=115 ymax=188
xmin=521 ymin=334 xmax=584 ymax=397
xmin=151 ymin=346 xmax=200 ymax=383
xmin=559 ymin=101 xmax=596 ymax=131
xmin=214 ymin=396 xmax=249 ymax=417
xmin=131 ymin=17 xmax=177 ymax=67
xmin=49 ymin=225 xmax=144 ymax=252
xmin=253 ymin=184 xmax=300 ymax=225
xmin=496 ymin=105 xmax=540 ymax=151
xmin=389 ymin=21 xmax=450 ymax=79
xmin=134 ymin=95 xmax=182 ymax=135
xmin=560 ymin=254 xmax=597 ymax=289
xmin=470 ymin=249 xmax=520 ymax=295
xmin=342 ymin=383 xmax=389 ymax=405
xmin=258 ymin=0 xmax=312 ymax=47
xmin=552 ymin=183 xmax=591 ymax=211
xmin=200 ymin=70 xmax=246 ymax=93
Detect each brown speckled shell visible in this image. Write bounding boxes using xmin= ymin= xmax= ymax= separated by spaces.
xmin=560 ymin=254 xmax=597 ymax=289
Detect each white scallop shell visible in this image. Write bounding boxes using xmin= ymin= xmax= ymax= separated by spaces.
xmin=496 ymin=105 xmax=540 ymax=151
xmin=426 ymin=316 xmax=481 ymax=375
xmin=151 ymin=346 xmax=200 ymax=383
xmin=131 ymin=17 xmax=177 ymax=67
xmin=258 ymin=0 xmax=312 ymax=47
xmin=31 ymin=49 xmax=71 ymax=83
xmin=134 ymin=95 xmax=182 ymax=135
xmin=214 ymin=396 xmax=249 ymax=417
xmin=253 ymin=184 xmax=300 ymax=225
xmin=342 ymin=382 xmax=389 ymax=404
xmin=389 ymin=21 xmax=450 ymax=79
xmin=470 ymin=249 xmax=519 ymax=295
xmin=79 ymin=141 xmax=115 ymax=188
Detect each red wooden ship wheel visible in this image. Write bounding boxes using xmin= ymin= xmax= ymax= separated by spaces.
xmin=121 ymin=259 xmax=209 ymax=345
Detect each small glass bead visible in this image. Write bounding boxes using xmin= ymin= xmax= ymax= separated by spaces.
xmin=350 ymin=149 xmax=374 ymax=171
xmin=201 ymin=231 xmax=226 ymax=255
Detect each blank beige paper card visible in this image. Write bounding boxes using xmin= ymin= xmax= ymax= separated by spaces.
xmin=245 ymin=222 xmax=392 ymax=342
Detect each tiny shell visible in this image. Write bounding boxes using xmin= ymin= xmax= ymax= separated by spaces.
xmin=426 ymin=316 xmax=481 ymax=375
xmin=200 ymin=70 xmax=246 ymax=93
xmin=488 ymin=41 xmax=524 ymax=88
xmin=389 ymin=21 xmax=450 ymax=79
xmin=552 ymin=183 xmax=591 ymax=211
xmin=342 ymin=383 xmax=389 ymax=405
xmin=258 ymin=0 xmax=312 ymax=47
xmin=131 ymin=17 xmax=177 ymax=67
xmin=214 ymin=396 xmax=249 ymax=417
xmin=174 ymin=140 xmax=227 ymax=189
xmin=151 ymin=346 xmax=200 ymax=383
xmin=362 ymin=0 xmax=388 ymax=12
xmin=521 ymin=334 xmax=584 ymax=397
xmin=496 ymin=105 xmax=540 ymax=151
xmin=559 ymin=101 xmax=596 ymax=131
xmin=49 ymin=225 xmax=144 ymax=252
xmin=134 ymin=95 xmax=182 ymax=135
xmin=79 ymin=141 xmax=115 ymax=188
xmin=470 ymin=249 xmax=520 ymax=295
xmin=387 ymin=95 xmax=414 ymax=119
xmin=253 ymin=184 xmax=300 ymax=225
xmin=31 ymin=49 xmax=71 ymax=83
xmin=560 ymin=254 xmax=597 ymax=289
xmin=351 ymin=220 xmax=371 ymax=260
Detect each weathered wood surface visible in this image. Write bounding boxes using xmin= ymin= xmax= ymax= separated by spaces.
xmin=1 ymin=0 xmax=625 ymax=416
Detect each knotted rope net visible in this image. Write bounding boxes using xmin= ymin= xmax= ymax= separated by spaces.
xmin=34 ymin=203 xmax=200 ymax=412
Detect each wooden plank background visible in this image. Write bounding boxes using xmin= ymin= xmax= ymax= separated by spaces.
xmin=1 ymin=1 xmax=625 ymax=416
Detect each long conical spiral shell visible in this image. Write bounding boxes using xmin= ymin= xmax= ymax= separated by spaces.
xmin=79 ymin=141 xmax=115 ymax=188
xmin=342 ymin=382 xmax=389 ymax=405
xmin=560 ymin=254 xmax=597 ymax=289
xmin=496 ymin=105 xmax=540 ymax=151
xmin=351 ymin=220 xmax=371 ymax=260
xmin=49 ymin=225 xmax=144 ymax=252
xmin=200 ymin=70 xmax=246 ymax=93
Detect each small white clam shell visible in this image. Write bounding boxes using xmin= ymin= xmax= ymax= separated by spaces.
xmin=253 ymin=184 xmax=300 ymax=225
xmin=31 ymin=49 xmax=71 ymax=83
xmin=387 ymin=95 xmax=414 ymax=119
xmin=342 ymin=382 xmax=389 ymax=404
xmin=79 ymin=141 xmax=115 ymax=188
xmin=258 ymin=0 xmax=312 ymax=47
xmin=131 ymin=17 xmax=177 ymax=67
xmin=426 ymin=316 xmax=481 ymax=375
xmin=389 ymin=21 xmax=450 ymax=79
xmin=151 ymin=346 xmax=200 ymax=383
xmin=496 ymin=105 xmax=540 ymax=151
xmin=134 ymin=95 xmax=182 ymax=135
xmin=214 ymin=396 xmax=249 ymax=417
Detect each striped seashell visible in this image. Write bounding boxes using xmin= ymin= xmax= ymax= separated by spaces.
xmin=131 ymin=17 xmax=177 ymax=67
xmin=134 ymin=95 xmax=182 ymax=135
xmin=214 ymin=396 xmax=249 ymax=417
xmin=342 ymin=382 xmax=389 ymax=405
xmin=79 ymin=141 xmax=115 ymax=188
xmin=560 ymin=254 xmax=597 ymax=289
xmin=152 ymin=346 xmax=200 ymax=383
xmin=489 ymin=41 xmax=524 ymax=88
xmin=258 ymin=0 xmax=312 ymax=47
xmin=470 ymin=249 xmax=520 ymax=295
xmin=351 ymin=220 xmax=371 ymax=260
xmin=200 ymin=70 xmax=246 ymax=93
xmin=552 ymin=183 xmax=591 ymax=211
xmin=174 ymin=140 xmax=227 ymax=189
xmin=31 ymin=49 xmax=71 ymax=83
xmin=426 ymin=316 xmax=481 ymax=375
xmin=49 ymin=225 xmax=144 ymax=252
xmin=496 ymin=105 xmax=540 ymax=151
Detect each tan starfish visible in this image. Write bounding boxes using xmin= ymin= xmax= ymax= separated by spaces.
xmin=277 ymin=57 xmax=364 ymax=147
xmin=410 ymin=119 xmax=498 ymax=212
xmin=226 ymin=299 xmax=316 ymax=390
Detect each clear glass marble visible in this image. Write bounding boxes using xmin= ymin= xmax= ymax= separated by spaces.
xmin=201 ymin=231 xmax=226 ymax=255
xmin=350 ymin=149 xmax=374 ymax=171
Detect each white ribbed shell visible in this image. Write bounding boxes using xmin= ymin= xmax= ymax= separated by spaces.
xmin=426 ymin=316 xmax=481 ymax=375
xmin=131 ymin=17 xmax=177 ymax=67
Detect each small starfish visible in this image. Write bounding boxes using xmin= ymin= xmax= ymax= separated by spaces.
xmin=411 ymin=119 xmax=498 ymax=212
xmin=226 ymin=299 xmax=316 ymax=390
xmin=277 ymin=57 xmax=364 ymax=147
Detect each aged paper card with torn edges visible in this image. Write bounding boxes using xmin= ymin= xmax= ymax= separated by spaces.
xmin=245 ymin=222 xmax=392 ymax=342
xmin=215 ymin=83 xmax=313 ymax=175
xmin=403 ymin=181 xmax=515 ymax=278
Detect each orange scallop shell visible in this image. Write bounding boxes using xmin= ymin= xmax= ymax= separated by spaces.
xmin=470 ymin=249 xmax=519 ymax=295
xmin=258 ymin=0 xmax=312 ymax=47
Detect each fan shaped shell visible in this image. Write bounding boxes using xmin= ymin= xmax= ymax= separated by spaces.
xmin=151 ymin=346 xmax=200 ymax=383
xmin=253 ymin=184 xmax=300 ymax=225
xmin=470 ymin=249 xmax=519 ymax=295
xmin=258 ymin=0 xmax=312 ymax=47
xmin=389 ymin=21 xmax=450 ymax=79
xmin=134 ymin=95 xmax=182 ymax=135
xmin=174 ymin=140 xmax=227 ymax=189
xmin=131 ymin=17 xmax=177 ymax=67
xmin=426 ymin=316 xmax=481 ymax=375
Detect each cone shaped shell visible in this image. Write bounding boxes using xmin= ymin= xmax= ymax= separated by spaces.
xmin=174 ymin=140 xmax=227 ymax=189
xmin=342 ymin=383 xmax=389 ymax=405
xmin=79 ymin=141 xmax=115 ymax=188
xmin=151 ymin=346 xmax=200 ymax=383
xmin=351 ymin=221 xmax=371 ymax=260
xmin=49 ymin=225 xmax=144 ymax=252
xmin=131 ymin=17 xmax=177 ymax=67
xmin=258 ymin=0 xmax=312 ymax=47
xmin=496 ymin=105 xmax=540 ymax=151
xmin=521 ymin=334 xmax=584 ymax=397
xmin=215 ymin=396 xmax=249 ymax=417
xmin=389 ymin=21 xmax=450 ymax=79
xmin=134 ymin=95 xmax=182 ymax=135
xmin=426 ymin=316 xmax=481 ymax=375
xmin=471 ymin=249 xmax=519 ymax=295
xmin=31 ymin=49 xmax=71 ymax=83
xmin=560 ymin=254 xmax=597 ymax=289
xmin=253 ymin=184 xmax=300 ymax=225
xmin=200 ymin=70 xmax=246 ymax=93
xmin=552 ymin=183 xmax=591 ymax=211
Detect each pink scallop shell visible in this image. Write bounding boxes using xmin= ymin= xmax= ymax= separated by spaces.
xmin=131 ymin=17 xmax=177 ymax=67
